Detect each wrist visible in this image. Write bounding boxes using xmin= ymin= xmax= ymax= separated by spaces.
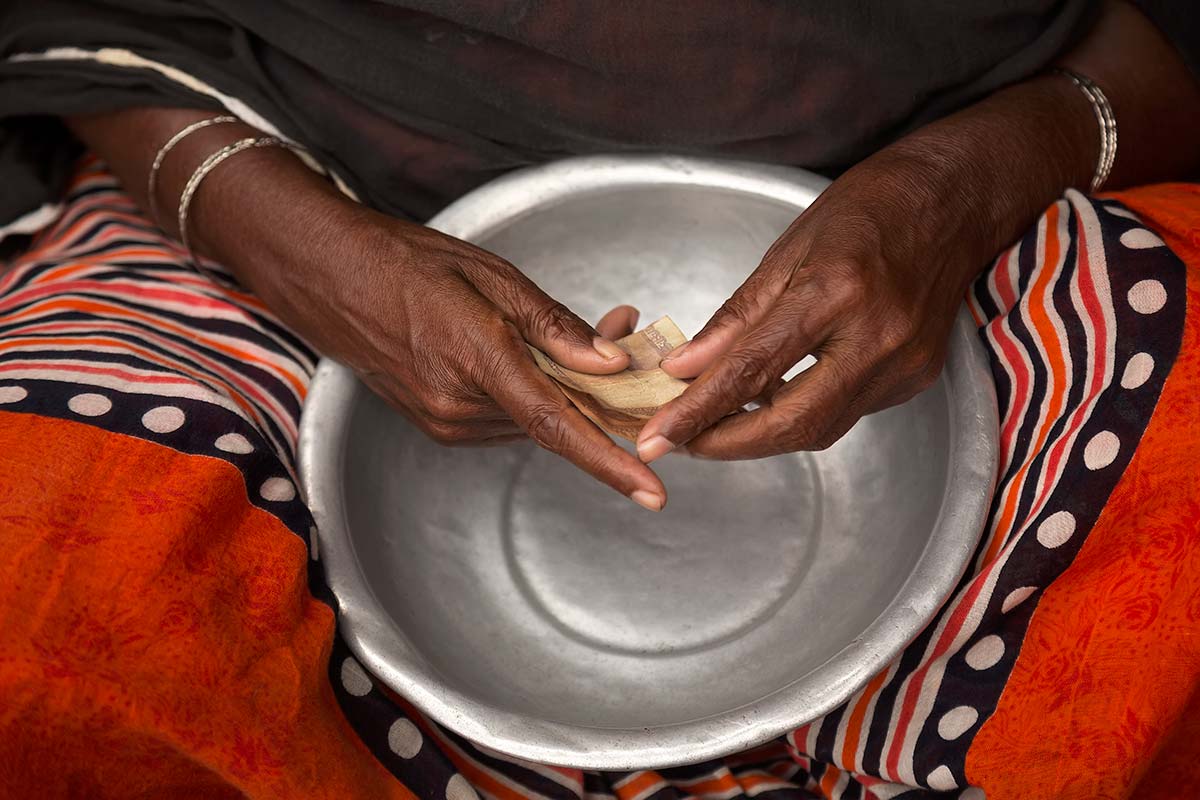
xmin=185 ymin=143 xmax=353 ymax=288
xmin=873 ymin=73 xmax=1097 ymax=270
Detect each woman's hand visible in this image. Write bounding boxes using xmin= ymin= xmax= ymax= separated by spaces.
xmin=66 ymin=108 xmax=668 ymax=510
xmin=635 ymin=74 xmax=1105 ymax=463
xmin=635 ymin=151 xmax=982 ymax=462
xmin=263 ymin=206 xmax=669 ymax=510
xmin=636 ymin=0 xmax=1200 ymax=464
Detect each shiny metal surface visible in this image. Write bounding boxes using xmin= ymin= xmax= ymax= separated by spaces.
xmin=298 ymin=155 xmax=999 ymax=770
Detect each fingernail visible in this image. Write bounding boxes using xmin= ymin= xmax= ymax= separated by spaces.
xmin=661 ymin=342 xmax=690 ymax=363
xmin=631 ymin=489 xmax=665 ymax=512
xmin=637 ymin=434 xmax=675 ymax=463
xmin=593 ymin=337 xmax=626 ymax=361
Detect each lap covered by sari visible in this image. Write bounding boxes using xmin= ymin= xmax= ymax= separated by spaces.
xmin=0 ymin=158 xmax=1198 ymax=800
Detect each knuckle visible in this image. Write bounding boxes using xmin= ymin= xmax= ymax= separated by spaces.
xmin=877 ymin=311 xmax=919 ymax=353
xmin=721 ymin=346 xmax=779 ymax=399
xmin=423 ymin=418 xmax=468 ymax=445
xmin=423 ymin=390 xmax=471 ymax=422
xmin=523 ymin=402 xmax=573 ymax=450
xmin=808 ymin=429 xmax=842 ymax=451
xmin=526 ymin=301 xmax=577 ymax=339
xmin=785 ymin=417 xmax=827 ymax=451
xmin=478 ymin=311 xmax=516 ymax=344
xmin=817 ymin=260 xmax=870 ymax=311
xmin=716 ymin=293 xmax=759 ymax=328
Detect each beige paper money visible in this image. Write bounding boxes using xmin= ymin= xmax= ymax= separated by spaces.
xmin=531 ymin=316 xmax=689 ymax=440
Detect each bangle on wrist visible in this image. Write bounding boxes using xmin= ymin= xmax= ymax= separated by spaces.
xmin=1053 ymin=68 xmax=1117 ymax=193
xmin=147 ymin=115 xmax=237 ymax=227
xmin=176 ymin=135 xmax=306 ymax=279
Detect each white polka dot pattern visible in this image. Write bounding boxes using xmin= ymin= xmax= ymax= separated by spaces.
xmin=260 ymin=477 xmax=296 ymax=502
xmin=937 ymin=705 xmax=979 ymax=740
xmin=68 ymin=393 xmax=111 ymax=416
xmin=1001 ymin=586 xmax=1037 ymax=613
xmin=0 ymin=386 xmax=27 ymax=403
xmin=1036 ymin=511 xmax=1076 ymax=549
xmin=215 ymin=432 xmax=254 ymax=454
xmin=926 ymin=764 xmax=957 ymax=791
xmin=1120 ymin=353 xmax=1154 ymax=389
xmin=340 ymin=656 xmax=373 ymax=697
xmin=446 ymin=774 xmax=480 ymax=800
xmin=965 ymin=635 xmax=1004 ymax=670
xmin=387 ymin=718 xmax=423 ymax=758
xmin=141 ymin=405 xmax=185 ymax=433
xmin=1127 ymin=279 xmax=1167 ymax=314
xmin=1083 ymin=431 xmax=1120 ymax=470
xmin=1104 ymin=204 xmax=1140 ymax=221
xmin=1119 ymin=228 xmax=1165 ymax=249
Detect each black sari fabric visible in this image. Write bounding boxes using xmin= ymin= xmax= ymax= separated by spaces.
xmin=0 ymin=0 xmax=1189 ymax=230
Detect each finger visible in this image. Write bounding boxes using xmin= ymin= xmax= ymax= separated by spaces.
xmin=481 ymin=321 xmax=668 ymax=510
xmin=659 ymin=246 xmax=801 ymax=380
xmin=468 ymin=260 xmax=630 ymax=375
xmin=800 ymin=375 xmax=894 ymax=452
xmin=685 ymin=344 xmax=881 ymax=459
xmin=750 ymin=376 xmax=787 ymax=408
xmin=595 ymin=305 xmax=640 ymax=340
xmin=637 ymin=290 xmax=831 ymax=461
xmin=438 ymin=427 xmax=528 ymax=447
xmin=436 ymin=417 xmax=524 ymax=441
xmin=363 ymin=370 xmax=515 ymax=424
xmin=474 ymin=433 xmax=529 ymax=447
xmin=360 ymin=372 xmax=523 ymax=441
xmin=405 ymin=407 xmax=525 ymax=446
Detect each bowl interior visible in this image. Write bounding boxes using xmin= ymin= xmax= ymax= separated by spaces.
xmin=337 ymin=180 xmax=952 ymax=730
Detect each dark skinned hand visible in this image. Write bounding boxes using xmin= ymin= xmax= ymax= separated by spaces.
xmin=635 ymin=152 xmax=980 ymax=463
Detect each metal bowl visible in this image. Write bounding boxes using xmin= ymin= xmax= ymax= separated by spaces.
xmin=298 ymin=155 xmax=998 ymax=770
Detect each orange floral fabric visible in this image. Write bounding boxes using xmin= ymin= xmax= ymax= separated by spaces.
xmin=966 ymin=184 xmax=1200 ymax=800
xmin=0 ymin=413 xmax=412 ymax=800
xmin=2 ymin=163 xmax=1200 ymax=800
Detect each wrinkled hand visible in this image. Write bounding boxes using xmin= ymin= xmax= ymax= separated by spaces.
xmin=286 ymin=213 xmax=667 ymax=510
xmin=636 ymin=152 xmax=986 ymax=462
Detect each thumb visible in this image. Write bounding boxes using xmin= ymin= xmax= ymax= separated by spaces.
xmin=474 ymin=261 xmax=630 ymax=375
xmin=660 ymin=261 xmax=792 ymax=379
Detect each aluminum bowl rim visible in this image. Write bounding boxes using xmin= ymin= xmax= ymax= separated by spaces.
xmin=298 ymin=154 xmax=999 ymax=770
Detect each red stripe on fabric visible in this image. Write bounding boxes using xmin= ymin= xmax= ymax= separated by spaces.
xmin=674 ymin=772 xmax=739 ymax=795
xmin=883 ymin=573 xmax=990 ymax=778
xmin=0 ymin=336 xmax=266 ymax=424
xmin=995 ymin=248 xmax=1018 ymax=312
xmin=1027 ymin=210 xmax=1110 ymax=517
xmin=0 ymin=361 xmax=193 ymax=385
xmin=2 ymin=298 xmax=305 ymax=428
xmin=3 ymin=311 xmax=304 ymax=412
xmin=0 ymin=278 xmax=232 ymax=314
xmin=982 ymin=204 xmax=1068 ymax=566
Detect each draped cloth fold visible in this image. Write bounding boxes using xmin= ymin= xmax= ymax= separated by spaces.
xmin=0 ymin=159 xmax=1198 ymax=799
xmin=0 ymin=0 xmax=1104 ymax=231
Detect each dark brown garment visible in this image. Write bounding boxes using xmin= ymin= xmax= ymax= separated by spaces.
xmin=0 ymin=0 xmax=1190 ymax=227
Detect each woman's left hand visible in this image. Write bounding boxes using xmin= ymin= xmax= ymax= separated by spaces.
xmin=634 ymin=144 xmax=1005 ymax=463
xmin=633 ymin=0 xmax=1200 ymax=464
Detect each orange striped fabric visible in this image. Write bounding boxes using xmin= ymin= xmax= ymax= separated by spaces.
xmin=2 ymin=159 xmax=1198 ymax=800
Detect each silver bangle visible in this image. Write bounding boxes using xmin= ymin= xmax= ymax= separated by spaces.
xmin=147 ymin=115 xmax=238 ymax=226
xmin=1055 ymin=69 xmax=1117 ymax=194
xmin=176 ymin=135 xmax=301 ymax=270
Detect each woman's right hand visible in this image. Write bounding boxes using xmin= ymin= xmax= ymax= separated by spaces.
xmin=255 ymin=201 xmax=669 ymax=511
xmin=66 ymin=107 xmax=665 ymax=509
